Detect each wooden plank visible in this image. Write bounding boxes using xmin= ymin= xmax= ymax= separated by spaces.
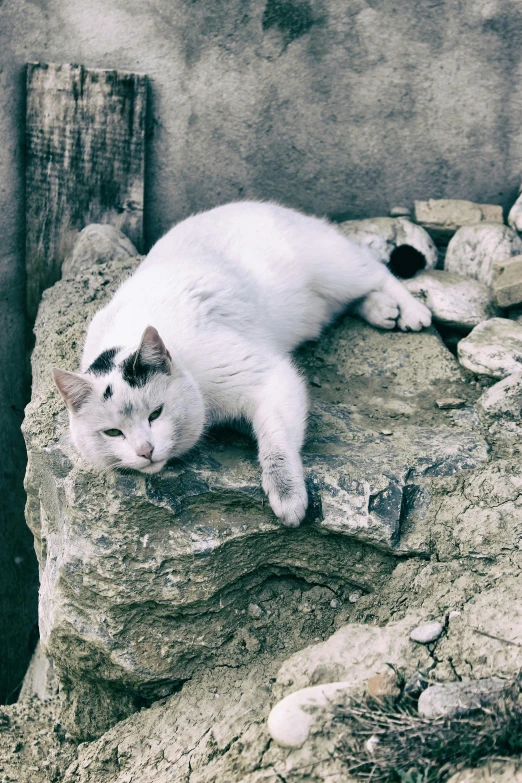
xmin=25 ymin=63 xmax=147 ymax=322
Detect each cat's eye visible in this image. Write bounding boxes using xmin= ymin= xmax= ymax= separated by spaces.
xmin=148 ymin=406 xmax=163 ymax=423
xmin=104 ymin=428 xmax=123 ymax=437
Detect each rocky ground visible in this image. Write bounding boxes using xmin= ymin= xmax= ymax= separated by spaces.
xmin=12 ymin=196 xmax=522 ymax=781
xmin=0 ymin=696 xmax=76 ymax=783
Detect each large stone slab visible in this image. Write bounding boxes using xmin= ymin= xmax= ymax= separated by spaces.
xmin=23 ymin=244 xmax=489 ymax=736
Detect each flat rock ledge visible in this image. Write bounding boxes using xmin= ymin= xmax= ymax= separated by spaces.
xmin=23 ymin=249 xmax=491 ymax=739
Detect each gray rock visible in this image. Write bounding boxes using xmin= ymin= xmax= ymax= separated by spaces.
xmin=476 ymin=371 xmax=522 ymax=419
xmin=508 ymin=191 xmax=522 ymax=233
xmin=23 ymin=249 xmax=489 ymax=739
xmin=445 ymin=223 xmax=522 ymax=287
xmin=418 ymin=678 xmax=508 ymax=718
xmin=409 ymin=620 xmax=443 ymax=644
xmin=404 ymin=270 xmax=501 ymax=331
xmin=414 ymin=199 xmax=503 ymax=243
xmin=337 ymin=217 xmax=438 ymax=269
xmin=458 ymin=318 xmax=522 ymax=378
xmin=61 ymin=224 xmax=138 ymax=279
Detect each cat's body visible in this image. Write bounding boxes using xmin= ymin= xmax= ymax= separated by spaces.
xmin=54 ymin=201 xmax=431 ymax=526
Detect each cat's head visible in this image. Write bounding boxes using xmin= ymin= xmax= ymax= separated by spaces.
xmin=52 ymin=326 xmax=205 ymax=474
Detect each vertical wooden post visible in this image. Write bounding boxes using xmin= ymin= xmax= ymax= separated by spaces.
xmin=25 ymin=63 xmax=147 ymax=322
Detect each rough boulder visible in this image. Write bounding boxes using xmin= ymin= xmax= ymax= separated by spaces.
xmin=23 ymin=242 xmax=490 ymax=739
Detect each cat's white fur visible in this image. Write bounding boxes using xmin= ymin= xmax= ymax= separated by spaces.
xmin=53 ymin=201 xmax=431 ymax=526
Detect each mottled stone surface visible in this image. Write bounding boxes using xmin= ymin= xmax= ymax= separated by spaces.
xmin=404 ymin=269 xmax=501 ymax=330
xmin=23 ymin=245 xmax=489 ymax=737
xmin=56 ymin=453 xmax=522 ymax=782
xmin=445 ymin=224 xmax=522 ymax=287
xmin=458 ymin=318 xmax=522 ymax=378
xmin=338 ymin=216 xmax=438 ymax=268
xmin=62 ymin=615 xmax=431 ymax=783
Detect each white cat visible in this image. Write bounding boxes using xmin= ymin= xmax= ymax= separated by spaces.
xmin=53 ymin=201 xmax=431 ymax=527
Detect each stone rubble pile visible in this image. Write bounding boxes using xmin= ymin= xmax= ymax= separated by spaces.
xmin=19 ymin=191 xmax=522 ymax=782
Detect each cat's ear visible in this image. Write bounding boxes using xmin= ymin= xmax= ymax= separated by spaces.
xmin=52 ymin=368 xmax=93 ymax=412
xmin=137 ymin=326 xmax=172 ymax=369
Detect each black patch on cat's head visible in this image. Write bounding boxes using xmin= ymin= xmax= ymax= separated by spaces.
xmin=88 ymin=348 xmax=120 ymax=376
xmin=120 ymin=351 xmax=169 ymax=388
xmin=120 ymin=402 xmax=134 ymax=417
xmin=388 ymin=245 xmax=427 ymax=279
xmin=103 ymin=385 xmax=113 ymax=401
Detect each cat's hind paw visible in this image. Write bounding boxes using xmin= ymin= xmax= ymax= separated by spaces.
xmin=355 ymin=292 xmax=400 ymax=330
xmin=397 ymin=299 xmax=432 ymax=332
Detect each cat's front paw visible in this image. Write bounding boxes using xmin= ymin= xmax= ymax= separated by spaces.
xmin=397 ymin=300 xmax=432 ymax=332
xmin=262 ymin=468 xmax=308 ymax=528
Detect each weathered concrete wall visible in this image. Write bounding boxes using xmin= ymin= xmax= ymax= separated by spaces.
xmin=1 ymin=0 xmax=522 ymax=699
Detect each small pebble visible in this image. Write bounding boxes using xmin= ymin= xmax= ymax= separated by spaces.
xmin=435 ymin=398 xmax=466 ymax=410
xmin=389 ymin=206 xmax=411 ymax=217
xmin=330 ymin=598 xmax=339 ymax=609
xmin=311 ymin=376 xmax=322 ymax=387
xmin=248 ymin=603 xmax=262 ymax=619
xmin=449 ymin=610 xmax=461 ymax=619
xmin=298 ymin=602 xmax=313 ymax=614
xmin=380 ymin=429 xmax=393 ymax=436
xmin=348 ymin=590 xmax=362 ymax=603
xmin=410 ymin=620 xmax=444 ymax=644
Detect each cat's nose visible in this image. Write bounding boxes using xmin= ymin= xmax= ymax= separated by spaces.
xmin=137 ymin=443 xmax=154 ymax=460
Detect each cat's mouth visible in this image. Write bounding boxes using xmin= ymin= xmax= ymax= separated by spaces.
xmin=139 ymin=459 xmax=167 ymax=474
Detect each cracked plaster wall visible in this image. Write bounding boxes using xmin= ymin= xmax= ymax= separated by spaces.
xmin=2 ymin=0 xmax=522 ymax=700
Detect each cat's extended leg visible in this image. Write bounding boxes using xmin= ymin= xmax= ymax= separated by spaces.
xmin=309 ymin=234 xmax=431 ymax=333
xmin=248 ymin=358 xmax=309 ymax=527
